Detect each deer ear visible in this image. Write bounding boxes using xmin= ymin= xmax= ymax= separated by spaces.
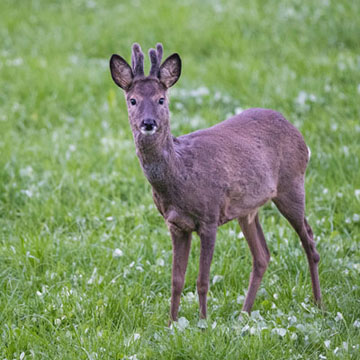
xmin=110 ymin=54 xmax=133 ymax=90
xmin=159 ymin=53 xmax=181 ymax=88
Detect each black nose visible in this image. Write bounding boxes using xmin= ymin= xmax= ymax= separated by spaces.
xmin=141 ymin=118 xmax=157 ymax=131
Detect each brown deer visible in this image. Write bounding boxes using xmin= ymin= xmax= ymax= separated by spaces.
xmin=109 ymin=43 xmax=321 ymax=322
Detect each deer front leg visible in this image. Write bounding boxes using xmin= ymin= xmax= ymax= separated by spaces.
xmin=197 ymin=225 xmax=217 ymax=319
xmin=169 ymin=229 xmax=192 ymax=322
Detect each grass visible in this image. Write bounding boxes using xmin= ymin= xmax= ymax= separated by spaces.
xmin=1 ymin=0 xmax=360 ymax=358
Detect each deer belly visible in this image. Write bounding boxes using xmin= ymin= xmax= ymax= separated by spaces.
xmin=219 ymin=184 xmax=276 ymax=225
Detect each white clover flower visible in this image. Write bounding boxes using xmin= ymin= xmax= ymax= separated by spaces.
xmin=176 ymin=317 xmax=189 ymax=331
xmin=156 ymin=258 xmax=165 ymax=267
xmin=355 ymin=189 xmax=360 ymax=200
xmin=112 ymin=248 xmax=123 ymax=258
xmin=212 ymin=275 xmax=223 ymax=285
xmin=197 ymin=319 xmax=207 ymax=329
xmin=335 ymin=312 xmax=343 ymax=322
xmin=272 ymin=327 xmax=287 ymax=337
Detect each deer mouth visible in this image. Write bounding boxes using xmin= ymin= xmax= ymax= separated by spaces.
xmin=140 ymin=119 xmax=158 ymax=135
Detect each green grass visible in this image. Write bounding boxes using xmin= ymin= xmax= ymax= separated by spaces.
xmin=1 ymin=0 xmax=360 ymax=358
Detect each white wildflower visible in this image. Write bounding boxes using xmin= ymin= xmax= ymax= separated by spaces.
xmin=112 ymin=248 xmax=123 ymax=258
xmin=296 ymin=91 xmax=307 ymax=106
xmin=241 ymin=324 xmax=250 ymax=333
xmin=352 ymin=214 xmax=360 ymax=222
xmin=251 ymin=310 xmax=263 ymax=320
xmin=184 ymin=292 xmax=196 ymax=302
xmin=176 ymin=317 xmax=189 ymax=331
xmin=272 ymin=327 xmax=287 ymax=337
xmin=21 ymin=189 xmax=33 ymax=198
xmin=331 ymin=123 xmax=338 ymax=131
xmin=335 ymin=312 xmax=343 ymax=322
xmin=353 ymin=264 xmax=360 ymax=272
xmin=355 ymin=189 xmax=360 ymax=200
xmin=324 ymin=84 xmax=331 ymax=92
xmin=197 ymin=319 xmax=208 ymax=329
xmin=353 ymin=319 xmax=360 ymax=328
xmin=20 ymin=166 xmax=33 ymax=177
xmin=309 ymin=94 xmax=317 ymax=102
xmin=324 ymin=340 xmax=331 ymax=348
xmin=7 ymin=57 xmax=23 ymax=66
xmin=212 ymin=275 xmax=223 ymax=285
xmin=156 ymin=258 xmax=165 ymax=267
xmin=237 ymin=295 xmax=245 ymax=304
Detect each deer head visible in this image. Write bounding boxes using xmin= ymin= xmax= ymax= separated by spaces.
xmin=110 ymin=43 xmax=181 ymax=144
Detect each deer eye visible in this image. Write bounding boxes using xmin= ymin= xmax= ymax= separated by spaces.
xmin=130 ymin=98 xmax=137 ymax=106
xmin=159 ymin=98 xmax=165 ymax=105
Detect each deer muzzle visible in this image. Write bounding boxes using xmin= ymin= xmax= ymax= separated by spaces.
xmin=140 ymin=118 xmax=158 ymax=135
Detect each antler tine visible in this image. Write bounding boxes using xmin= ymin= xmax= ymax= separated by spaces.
xmin=148 ymin=48 xmax=159 ymax=76
xmin=131 ymin=43 xmax=144 ymax=77
xmin=149 ymin=43 xmax=164 ymax=77
xmin=156 ymin=43 xmax=163 ymax=64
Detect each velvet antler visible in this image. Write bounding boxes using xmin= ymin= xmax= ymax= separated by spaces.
xmin=149 ymin=43 xmax=164 ymax=77
xmin=131 ymin=43 xmax=144 ymax=77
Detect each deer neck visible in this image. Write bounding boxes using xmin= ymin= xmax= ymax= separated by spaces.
xmin=134 ymin=129 xmax=181 ymax=192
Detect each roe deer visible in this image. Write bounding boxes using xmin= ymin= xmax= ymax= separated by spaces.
xmin=109 ymin=43 xmax=321 ymax=322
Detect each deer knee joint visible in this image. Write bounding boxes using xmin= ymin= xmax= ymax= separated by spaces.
xmin=172 ymin=278 xmax=184 ymax=297
xmin=253 ymin=257 xmax=269 ymax=276
xmin=197 ymin=278 xmax=209 ymax=296
xmin=312 ymin=251 xmax=320 ymax=264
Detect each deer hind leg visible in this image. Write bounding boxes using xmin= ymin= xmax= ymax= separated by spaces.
xmin=238 ymin=213 xmax=270 ymax=313
xmin=273 ymin=184 xmax=321 ymax=305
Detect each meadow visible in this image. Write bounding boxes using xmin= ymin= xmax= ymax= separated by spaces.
xmin=1 ymin=0 xmax=360 ymax=358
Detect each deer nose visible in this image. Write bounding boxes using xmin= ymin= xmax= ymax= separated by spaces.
xmin=141 ymin=118 xmax=157 ymax=131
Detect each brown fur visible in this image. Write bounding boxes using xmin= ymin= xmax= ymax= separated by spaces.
xmin=110 ymin=43 xmax=321 ymax=322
